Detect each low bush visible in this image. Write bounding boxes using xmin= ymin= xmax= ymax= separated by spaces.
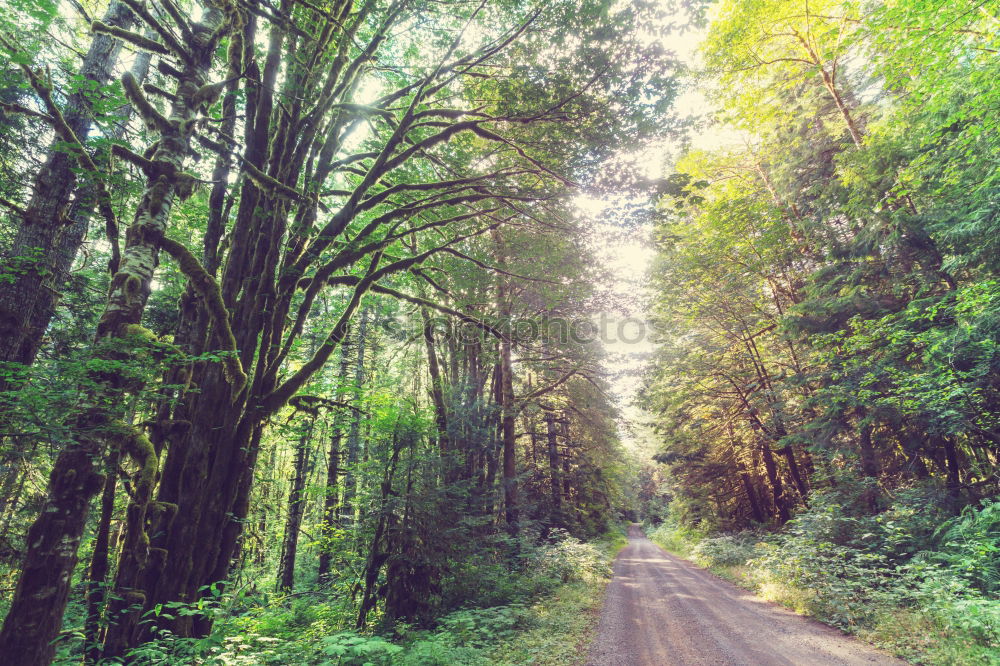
xmin=109 ymin=527 xmax=624 ymax=665
xmin=646 ymin=521 xmax=703 ymax=558
xmin=690 ymin=533 xmax=763 ymax=568
xmin=530 ymin=531 xmax=613 ymax=586
xmin=648 ymin=490 xmax=1000 ymax=665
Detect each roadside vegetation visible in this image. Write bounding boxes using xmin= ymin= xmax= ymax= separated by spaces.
xmin=85 ymin=529 xmax=624 ymax=665
xmin=641 ymin=0 xmax=1000 ymax=664
xmin=647 ymin=490 xmax=1000 ymax=665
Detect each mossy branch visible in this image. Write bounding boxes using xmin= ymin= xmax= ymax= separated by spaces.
xmin=157 ymin=236 xmax=247 ymax=397
xmin=260 ymin=253 xmax=384 ymax=415
xmin=157 ymin=0 xmax=196 ymax=46
xmin=370 ymin=283 xmax=505 ymax=339
xmin=0 ymin=101 xmax=53 ymax=122
xmin=196 ymin=134 xmax=228 ymax=155
xmin=92 ymin=20 xmax=171 ymax=57
xmin=122 ymin=71 xmax=173 ymax=134
xmin=0 ymin=195 xmax=25 ymax=216
xmin=157 ymin=61 xmax=184 ymax=80
xmin=143 ymin=82 xmax=179 ymax=104
xmin=469 ymin=124 xmax=577 ymax=187
xmin=118 ymin=0 xmax=191 ymax=63
xmin=190 ymin=70 xmax=247 ymax=111
xmin=240 ymin=157 xmax=311 ymax=204
xmin=111 ymin=143 xmax=158 ymax=173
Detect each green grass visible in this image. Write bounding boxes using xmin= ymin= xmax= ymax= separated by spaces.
xmin=484 ymin=528 xmax=624 ymax=664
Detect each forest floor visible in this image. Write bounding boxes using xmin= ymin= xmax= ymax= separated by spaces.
xmin=586 ymin=525 xmax=907 ymax=666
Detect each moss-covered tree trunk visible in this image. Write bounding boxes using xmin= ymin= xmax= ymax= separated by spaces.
xmin=0 ymin=4 xmax=234 ymax=662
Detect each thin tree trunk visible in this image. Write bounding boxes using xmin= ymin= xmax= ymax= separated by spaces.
xmin=340 ymin=308 xmax=368 ymax=526
xmin=780 ymin=446 xmax=809 ymax=502
xmin=319 ymin=350 xmax=351 ymax=580
xmin=740 ymin=471 xmax=766 ymax=524
xmin=421 ymin=307 xmax=450 ymax=461
xmin=858 ymin=419 xmax=880 ymax=511
xmin=560 ymin=419 xmax=571 ymax=501
xmin=499 ymin=329 xmax=518 ymax=535
xmin=277 ymin=417 xmax=314 ymax=591
xmin=83 ymin=447 xmax=121 ymax=664
xmin=493 ymin=232 xmax=518 ymax=535
xmin=483 ymin=365 xmax=502 ymax=518
xmin=760 ymin=440 xmax=789 ymax=523
xmin=858 ymin=421 xmax=880 ymax=478
xmin=545 ymin=413 xmax=562 ymax=528
xmin=942 ymin=436 xmax=962 ymax=501
xmin=820 ymin=69 xmax=864 ymax=148
xmin=356 ymin=429 xmax=403 ymax=629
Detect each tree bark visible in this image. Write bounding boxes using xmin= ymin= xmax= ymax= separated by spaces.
xmin=545 ymin=413 xmax=562 ymax=528
xmin=339 ymin=308 xmax=369 ymax=527
xmin=0 ymin=1 xmax=135 ymax=372
xmin=0 ymin=6 xmax=234 ymax=662
xmin=277 ymin=418 xmax=315 ymax=591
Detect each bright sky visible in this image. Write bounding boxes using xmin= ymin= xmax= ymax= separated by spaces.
xmin=578 ymin=2 xmax=739 ymax=453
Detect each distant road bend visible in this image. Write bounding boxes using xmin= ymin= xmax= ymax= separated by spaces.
xmin=588 ymin=525 xmax=906 ymax=666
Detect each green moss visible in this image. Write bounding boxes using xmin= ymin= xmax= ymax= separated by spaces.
xmin=157 ymin=236 xmax=247 ymax=396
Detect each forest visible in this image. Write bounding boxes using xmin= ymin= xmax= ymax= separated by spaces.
xmin=641 ymin=0 xmax=1000 ymax=663
xmin=0 ymin=0 xmax=998 ymax=664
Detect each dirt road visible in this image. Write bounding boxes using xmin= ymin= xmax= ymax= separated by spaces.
xmin=587 ymin=525 xmax=905 ymax=665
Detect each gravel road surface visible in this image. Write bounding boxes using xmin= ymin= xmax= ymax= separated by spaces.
xmin=587 ymin=525 xmax=906 ymax=665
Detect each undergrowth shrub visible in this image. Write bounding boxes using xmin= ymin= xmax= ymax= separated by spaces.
xmin=652 ymin=488 xmax=1000 ymax=664
xmin=121 ymin=528 xmax=623 ymax=665
xmin=646 ymin=521 xmax=703 ymax=557
xmin=690 ymin=533 xmax=762 ymax=567
xmin=748 ymin=537 xmax=903 ymax=630
xmin=434 ymin=605 xmax=532 ymax=648
xmin=530 ymin=530 xmax=612 ymax=586
xmin=923 ymin=499 xmax=1000 ymax=596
